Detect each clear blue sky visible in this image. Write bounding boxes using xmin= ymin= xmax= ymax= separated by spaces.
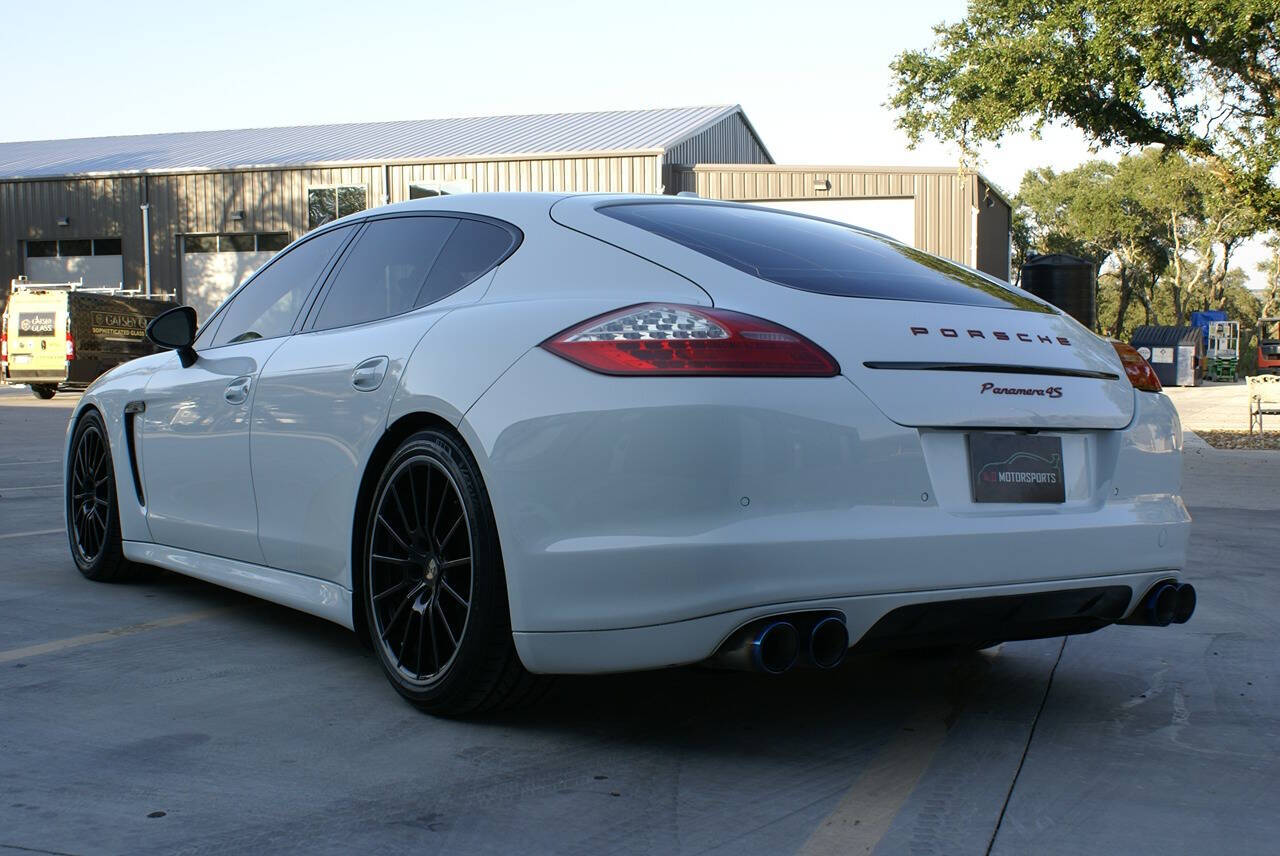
xmin=3 ymin=0 xmax=1266 ymax=283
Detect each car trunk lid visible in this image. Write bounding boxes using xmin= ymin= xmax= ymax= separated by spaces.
xmin=781 ymin=295 xmax=1134 ymax=429
xmin=550 ymin=195 xmax=1135 ymax=430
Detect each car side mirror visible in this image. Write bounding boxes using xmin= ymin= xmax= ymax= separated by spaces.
xmin=147 ymin=305 xmax=199 ymax=368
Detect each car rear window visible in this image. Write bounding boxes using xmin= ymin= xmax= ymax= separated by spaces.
xmin=600 ymin=202 xmax=1050 ymax=313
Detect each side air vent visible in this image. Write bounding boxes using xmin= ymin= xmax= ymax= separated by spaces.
xmin=123 ymin=402 xmax=145 ymax=506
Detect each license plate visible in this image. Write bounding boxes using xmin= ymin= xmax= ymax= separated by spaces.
xmin=13 ymin=354 xmax=32 ymax=364
xmin=968 ymin=433 xmax=1065 ymax=503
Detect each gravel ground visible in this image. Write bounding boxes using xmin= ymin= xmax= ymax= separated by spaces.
xmin=1194 ymin=430 xmax=1280 ymax=450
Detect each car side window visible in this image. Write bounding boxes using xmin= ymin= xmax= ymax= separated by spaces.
xmin=414 ymin=218 xmax=515 ymax=308
xmin=312 ymin=217 xmax=457 ymax=331
xmin=210 ymin=226 xmax=350 ymax=347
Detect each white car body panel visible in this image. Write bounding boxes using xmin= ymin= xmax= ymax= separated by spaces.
xmin=250 ymin=300 xmax=453 ymax=583
xmin=140 ymin=339 xmax=283 ymax=564
xmin=63 ymin=192 xmax=1191 ymax=677
xmin=466 ymin=348 xmax=1188 ymax=639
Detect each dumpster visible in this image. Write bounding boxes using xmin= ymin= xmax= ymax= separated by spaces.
xmin=1131 ymin=325 xmax=1203 ymax=387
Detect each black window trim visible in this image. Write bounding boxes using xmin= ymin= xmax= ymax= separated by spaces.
xmin=297 ymin=210 xmax=523 ymax=335
xmin=194 ymin=222 xmax=360 ymax=353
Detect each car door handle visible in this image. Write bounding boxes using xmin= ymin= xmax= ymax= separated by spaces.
xmin=352 ymin=357 xmax=389 ymax=392
xmin=224 ymin=376 xmax=252 ymax=405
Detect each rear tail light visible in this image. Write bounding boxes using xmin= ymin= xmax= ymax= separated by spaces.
xmin=541 ymin=304 xmax=839 ymax=377
xmin=1111 ymin=341 xmax=1161 ymax=392
xmin=66 ymin=330 xmax=75 ymax=360
xmin=1 ymin=320 xmax=7 ymax=363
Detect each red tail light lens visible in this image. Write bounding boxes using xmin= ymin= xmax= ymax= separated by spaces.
xmin=66 ymin=330 xmax=75 ymax=360
xmin=541 ymin=303 xmax=839 ymax=377
xmin=1111 ymin=341 xmax=1161 ymax=392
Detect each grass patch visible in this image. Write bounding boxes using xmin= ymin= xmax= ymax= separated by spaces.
xmin=1195 ymin=430 xmax=1280 ymax=450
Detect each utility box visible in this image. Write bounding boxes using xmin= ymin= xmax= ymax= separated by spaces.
xmin=1130 ymin=325 xmax=1203 ymax=387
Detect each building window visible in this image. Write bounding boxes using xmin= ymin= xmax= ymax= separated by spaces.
xmin=308 ymin=186 xmax=367 ymax=230
xmin=408 ymin=179 xmax=473 ymax=199
xmin=183 ymin=233 xmax=291 ymax=253
xmin=257 ymin=232 xmax=289 ymax=252
xmin=26 ymin=238 xmax=121 ymax=257
xmin=222 ymin=234 xmax=256 ymax=253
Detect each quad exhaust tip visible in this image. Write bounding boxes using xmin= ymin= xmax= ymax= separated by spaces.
xmin=709 ymin=613 xmax=848 ymax=674
xmin=1121 ymin=581 xmax=1196 ymax=627
xmin=1172 ymin=583 xmax=1196 ymax=624
xmin=808 ymin=616 xmax=850 ymax=670
xmin=751 ymin=621 xmax=800 ymax=674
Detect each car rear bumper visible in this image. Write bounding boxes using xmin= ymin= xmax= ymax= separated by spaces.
xmin=464 ymin=350 xmax=1189 ymax=670
xmin=513 ymin=570 xmax=1179 ymax=673
xmin=6 ymin=368 xmax=66 ymax=382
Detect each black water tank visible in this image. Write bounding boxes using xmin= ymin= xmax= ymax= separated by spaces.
xmin=1021 ymin=254 xmax=1096 ymax=330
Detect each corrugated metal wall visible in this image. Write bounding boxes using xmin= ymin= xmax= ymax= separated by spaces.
xmin=0 ymin=177 xmax=143 ymax=294
xmin=144 ymin=166 xmax=388 ymax=296
xmin=661 ymin=113 xmax=771 ymax=193
xmin=1 ymin=154 xmax=662 ymax=299
xmin=662 ymin=114 xmax=771 ymax=168
xmin=677 ymin=165 xmax=1011 ymax=278
xmin=390 ymin=154 xmax=660 ymax=199
xmin=975 ymin=176 xmax=1012 ymax=281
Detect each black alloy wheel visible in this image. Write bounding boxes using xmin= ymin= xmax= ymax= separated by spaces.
xmin=363 ymin=429 xmax=546 ymax=715
xmin=66 ymin=410 xmax=141 ymax=581
xmin=369 ymin=454 xmax=474 ymax=684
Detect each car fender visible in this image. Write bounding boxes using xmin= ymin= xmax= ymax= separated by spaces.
xmin=65 ymin=351 xmax=173 ymax=544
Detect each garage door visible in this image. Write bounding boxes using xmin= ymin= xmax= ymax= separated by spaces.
xmin=747 ymin=198 xmax=916 ymax=246
xmin=181 ymin=233 xmax=288 ymax=325
xmin=25 ymin=238 xmax=123 ymax=287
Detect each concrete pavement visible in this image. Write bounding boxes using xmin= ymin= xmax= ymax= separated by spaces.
xmin=0 ymin=383 xmax=1276 ymax=855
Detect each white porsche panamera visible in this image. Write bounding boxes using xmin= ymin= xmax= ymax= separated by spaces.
xmin=64 ymin=193 xmax=1195 ymax=714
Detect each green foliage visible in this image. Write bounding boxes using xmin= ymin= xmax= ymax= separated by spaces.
xmin=890 ymin=0 xmax=1280 ymax=226
xmin=1015 ymin=149 xmax=1260 ymax=333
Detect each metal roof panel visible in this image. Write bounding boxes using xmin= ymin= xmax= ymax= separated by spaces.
xmin=0 ymin=105 xmax=740 ymax=179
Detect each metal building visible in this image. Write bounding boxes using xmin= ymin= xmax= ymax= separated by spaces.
xmin=673 ymin=164 xmax=1013 ymax=281
xmin=0 ymin=106 xmax=770 ymax=322
xmin=0 ymin=105 xmax=1012 ymax=325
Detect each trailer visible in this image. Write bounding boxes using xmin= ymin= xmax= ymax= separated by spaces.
xmin=1 ymin=278 xmax=174 ymax=399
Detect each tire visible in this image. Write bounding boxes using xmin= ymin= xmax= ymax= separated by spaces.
xmin=66 ymin=410 xmax=144 ymax=582
xmin=361 ymin=428 xmax=546 ymax=716
xmin=30 ymin=384 xmax=56 ymax=399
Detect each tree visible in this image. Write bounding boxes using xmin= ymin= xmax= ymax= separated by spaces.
xmin=890 ymin=0 xmax=1280 ymax=226
xmin=1262 ymin=238 xmax=1280 ymax=317
xmin=1014 ymin=149 xmax=1259 ymax=332
xmin=1015 ymin=158 xmax=1167 ymax=333
xmin=1128 ymin=149 xmax=1259 ymax=322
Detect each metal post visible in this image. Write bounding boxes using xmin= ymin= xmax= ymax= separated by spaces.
xmin=140 ymin=203 xmax=152 ymax=297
